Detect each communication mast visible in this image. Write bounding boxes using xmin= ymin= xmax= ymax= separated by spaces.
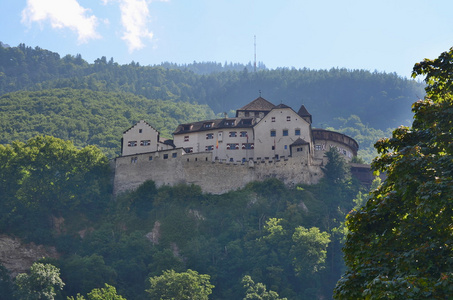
xmin=254 ymin=35 xmax=257 ymax=72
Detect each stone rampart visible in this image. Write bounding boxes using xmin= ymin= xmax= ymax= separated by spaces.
xmin=113 ymin=149 xmax=325 ymax=195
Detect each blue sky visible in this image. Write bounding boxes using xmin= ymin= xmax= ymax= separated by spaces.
xmin=1 ymin=0 xmax=452 ymax=78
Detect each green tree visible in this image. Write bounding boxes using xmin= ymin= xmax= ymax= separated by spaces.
xmin=14 ymin=262 xmax=64 ymax=300
xmin=242 ymin=275 xmax=287 ymax=300
xmin=290 ymin=227 xmax=331 ymax=276
xmin=146 ymin=269 xmax=214 ymax=300
xmin=86 ymin=284 xmax=126 ymax=300
xmin=67 ymin=284 xmax=126 ymax=300
xmin=334 ymin=48 xmax=453 ymax=299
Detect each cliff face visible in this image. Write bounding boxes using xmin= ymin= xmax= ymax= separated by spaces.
xmin=0 ymin=235 xmax=59 ymax=277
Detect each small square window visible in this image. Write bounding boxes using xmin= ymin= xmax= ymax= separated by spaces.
xmin=283 ymin=130 xmax=288 ymax=136
xmin=284 ymin=145 xmax=288 ymax=150
xmin=163 ymin=154 xmax=169 ymax=159
xmin=295 ymin=129 xmax=301 ymax=136
xmin=139 ymin=129 xmax=142 ymax=133
xmin=229 ymin=132 xmax=237 ymax=137
xmin=206 ymin=133 xmax=214 ymax=139
xmin=149 ymin=156 xmax=153 ymax=161
xmin=172 ymin=153 xmax=177 ymax=158
xmin=184 ymin=136 xmax=189 ymax=142
xmin=270 ymin=130 xmax=276 ymax=137
xmin=271 ymin=117 xmax=276 ymax=122
xmin=287 ymin=116 xmax=291 ymax=121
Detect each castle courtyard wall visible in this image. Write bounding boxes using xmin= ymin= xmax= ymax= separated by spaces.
xmin=113 ymin=150 xmax=325 ymax=195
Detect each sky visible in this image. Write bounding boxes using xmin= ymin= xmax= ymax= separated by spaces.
xmin=1 ymin=0 xmax=453 ymax=78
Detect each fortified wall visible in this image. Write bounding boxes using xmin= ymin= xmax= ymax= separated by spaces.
xmin=113 ymin=148 xmax=325 ymax=195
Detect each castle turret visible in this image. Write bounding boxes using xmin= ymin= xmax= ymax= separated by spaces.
xmin=297 ymin=105 xmax=312 ymax=124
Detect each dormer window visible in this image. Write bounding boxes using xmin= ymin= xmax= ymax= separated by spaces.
xmin=204 ymin=122 xmax=214 ymax=128
xmin=183 ymin=124 xmax=193 ymax=131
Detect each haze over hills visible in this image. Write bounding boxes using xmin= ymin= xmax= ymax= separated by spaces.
xmin=0 ymin=43 xmax=425 ymax=161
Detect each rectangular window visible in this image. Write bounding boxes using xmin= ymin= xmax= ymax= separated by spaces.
xmin=149 ymin=156 xmax=153 ymax=161
xmin=140 ymin=140 xmax=150 ymax=146
xmin=271 ymin=117 xmax=276 ymax=122
xmin=272 ymin=145 xmax=275 ymax=150
xmin=128 ymin=141 xmax=137 ymax=147
xmin=206 ymin=133 xmax=214 ymax=139
xmin=297 ymin=147 xmax=303 ymax=152
xmin=242 ymin=143 xmax=254 ymax=149
xmin=229 ymin=131 xmax=237 ymax=137
xmin=270 ymin=130 xmax=276 ymax=137
xmin=204 ymin=123 xmax=213 ymax=128
xmin=139 ymin=129 xmax=143 ymax=133
xmin=205 ymin=145 xmax=214 ymax=151
xmin=283 ymin=130 xmax=288 ymax=136
xmin=131 ymin=157 xmax=137 ymax=163
xmin=184 ymin=136 xmax=189 ymax=142
xmin=163 ymin=154 xmax=169 ymax=159
xmin=287 ymin=116 xmax=291 ymax=121
xmin=295 ymin=129 xmax=301 ymax=136
xmin=240 ymin=131 xmax=247 ymax=137
xmin=185 ymin=147 xmax=193 ymax=153
xmin=172 ymin=153 xmax=177 ymax=158
xmin=227 ymin=143 xmax=239 ymax=150
xmin=284 ymin=145 xmax=288 ymax=149
xmin=315 ymin=145 xmax=322 ymax=151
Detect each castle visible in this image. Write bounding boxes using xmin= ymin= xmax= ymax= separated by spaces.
xmin=113 ymin=97 xmax=360 ymax=195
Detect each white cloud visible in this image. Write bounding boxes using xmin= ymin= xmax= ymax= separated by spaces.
xmin=119 ymin=0 xmax=155 ymax=52
xmin=21 ymin=0 xmax=101 ymax=43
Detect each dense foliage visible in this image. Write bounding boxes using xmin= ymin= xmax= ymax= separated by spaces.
xmin=334 ymin=48 xmax=453 ymax=298
xmin=0 ymin=136 xmax=111 ymax=243
xmin=0 ymin=88 xmax=214 ymax=158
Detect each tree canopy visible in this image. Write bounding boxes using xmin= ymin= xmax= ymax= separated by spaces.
xmin=334 ymin=48 xmax=453 ymax=299
xmin=14 ymin=263 xmax=64 ymax=300
xmin=146 ymin=269 xmax=214 ymax=300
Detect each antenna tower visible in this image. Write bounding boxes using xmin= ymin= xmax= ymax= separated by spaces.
xmin=254 ymin=35 xmax=257 ymax=72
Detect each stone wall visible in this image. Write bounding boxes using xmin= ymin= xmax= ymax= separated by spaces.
xmin=113 ymin=149 xmax=325 ymax=195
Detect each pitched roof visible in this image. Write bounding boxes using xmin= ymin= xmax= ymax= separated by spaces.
xmin=123 ymin=120 xmax=155 ymax=134
xmin=297 ymin=105 xmax=311 ymax=117
xmin=238 ymin=97 xmax=276 ymax=111
xmin=173 ymin=118 xmax=255 ymax=135
xmin=275 ymin=103 xmax=291 ymax=109
xmin=291 ymin=138 xmax=310 ymax=146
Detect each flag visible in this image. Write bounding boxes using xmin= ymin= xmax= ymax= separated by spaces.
xmin=216 ymin=139 xmax=219 ymax=149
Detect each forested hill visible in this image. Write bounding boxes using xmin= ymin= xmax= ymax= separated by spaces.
xmin=0 ymin=43 xmax=425 ymax=160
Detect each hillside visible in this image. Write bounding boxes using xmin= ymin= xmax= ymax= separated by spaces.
xmin=0 ymin=136 xmax=366 ymax=299
xmin=0 ymin=88 xmax=214 ymax=158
